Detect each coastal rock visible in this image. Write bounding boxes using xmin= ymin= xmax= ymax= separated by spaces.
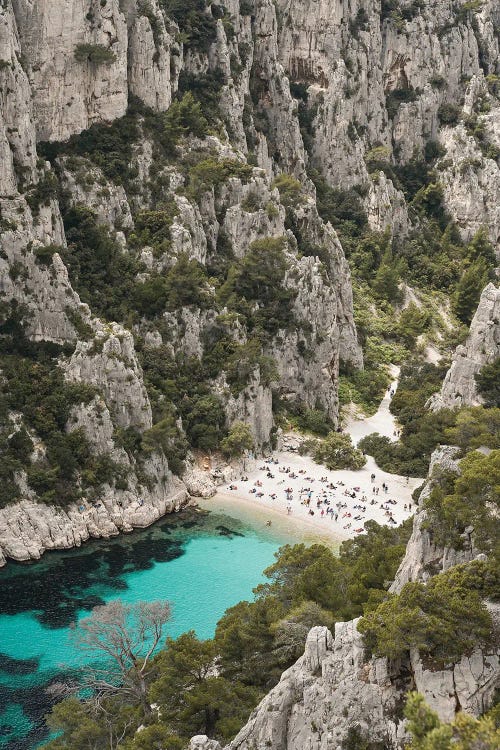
xmin=189 ymin=737 xmax=222 ymax=750
xmin=227 ymin=621 xmax=403 ymax=750
xmin=220 ymin=591 xmax=498 ymax=750
xmin=0 ymin=477 xmax=189 ymax=566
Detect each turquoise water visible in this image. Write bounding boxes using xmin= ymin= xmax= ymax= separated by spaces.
xmin=0 ymin=509 xmax=286 ymax=750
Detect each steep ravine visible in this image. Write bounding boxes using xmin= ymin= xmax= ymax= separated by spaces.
xmin=0 ymin=0 xmax=499 ymax=568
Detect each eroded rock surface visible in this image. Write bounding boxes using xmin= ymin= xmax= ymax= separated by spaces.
xmin=430 ymin=283 xmax=500 ymax=411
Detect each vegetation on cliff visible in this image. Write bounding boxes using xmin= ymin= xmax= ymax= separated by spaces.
xmin=45 ymin=520 xmax=412 ymax=748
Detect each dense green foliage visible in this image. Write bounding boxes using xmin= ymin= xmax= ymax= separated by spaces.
xmin=62 ymin=206 xmax=142 ymax=322
xmin=74 ymin=44 xmax=116 ymax=64
xmin=0 ymin=306 xmax=128 ymax=507
xmin=301 ymin=431 xmax=366 ymax=470
xmin=405 ymin=692 xmax=500 ymax=750
xmin=218 ymin=237 xmax=296 ymax=336
xmin=358 ymin=560 xmax=497 ymax=665
xmin=475 ymin=358 xmax=500 ymax=407
xmin=423 ymin=446 xmax=500 ymax=558
xmin=133 ymin=254 xmax=213 ymax=317
xmin=159 ymin=0 xmax=217 ymax=52
xmin=220 ymin=421 xmax=254 ymax=457
xmin=39 ymin=112 xmax=140 ymax=185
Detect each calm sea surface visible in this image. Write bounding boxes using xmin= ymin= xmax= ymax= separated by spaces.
xmin=0 ymin=508 xmax=290 ymax=750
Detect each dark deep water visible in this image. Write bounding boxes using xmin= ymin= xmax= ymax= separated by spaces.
xmin=0 ymin=509 xmax=284 ymax=749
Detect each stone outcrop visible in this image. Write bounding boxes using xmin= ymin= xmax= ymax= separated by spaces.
xmin=429 ymin=283 xmax=500 ymax=411
xmin=65 ymin=324 xmax=153 ymax=431
xmin=390 ymin=446 xmax=473 ymax=592
xmin=10 ymin=0 xmax=180 ymax=142
xmin=0 ymin=473 xmax=189 ymax=567
xmin=439 ymin=122 xmax=500 ymax=253
xmin=221 ymin=622 xmax=498 ymax=750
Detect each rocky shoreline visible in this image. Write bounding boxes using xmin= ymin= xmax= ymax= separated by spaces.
xmin=0 ymin=479 xmax=191 ymax=567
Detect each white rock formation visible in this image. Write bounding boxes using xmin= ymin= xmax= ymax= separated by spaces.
xmin=429 ymin=283 xmax=500 ymax=411
xmin=0 ymin=475 xmax=189 ymax=567
xmin=64 ymin=324 xmax=153 ymax=430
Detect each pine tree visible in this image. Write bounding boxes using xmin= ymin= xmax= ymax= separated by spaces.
xmin=453 ymin=258 xmax=489 ymax=324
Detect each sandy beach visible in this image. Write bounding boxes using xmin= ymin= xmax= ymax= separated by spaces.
xmin=200 ymin=369 xmax=424 ymax=544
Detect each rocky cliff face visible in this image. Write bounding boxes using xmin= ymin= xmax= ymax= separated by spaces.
xmin=1 ymin=0 xmax=499 ymax=565
xmin=429 ymin=283 xmax=500 ymax=411
xmin=189 ymin=446 xmax=499 ymax=750
xmin=0 ymin=0 xmax=363 ymax=564
xmin=274 ymin=0 xmax=500 ymax=249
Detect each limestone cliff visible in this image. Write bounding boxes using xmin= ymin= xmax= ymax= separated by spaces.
xmin=429 ymin=283 xmax=500 ymax=411
xmin=0 ymin=0 xmax=362 ymax=565
xmin=1 ymin=0 xmax=499 ymax=566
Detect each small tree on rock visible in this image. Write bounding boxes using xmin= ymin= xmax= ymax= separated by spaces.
xmin=220 ymin=421 xmax=254 ymax=458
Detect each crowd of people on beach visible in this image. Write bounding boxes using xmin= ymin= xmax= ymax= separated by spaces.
xmin=227 ymin=457 xmax=412 ymax=534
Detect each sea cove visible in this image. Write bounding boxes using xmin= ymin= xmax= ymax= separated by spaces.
xmin=0 ymin=508 xmax=294 ymax=750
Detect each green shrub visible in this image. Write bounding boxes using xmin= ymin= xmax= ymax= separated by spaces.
xmin=25 ymin=172 xmax=59 ymax=215
xmin=271 ymin=174 xmax=303 ymax=208
xmin=429 ymin=74 xmax=446 ymax=89
xmin=64 ymin=308 xmax=93 ymax=339
xmin=437 ymin=103 xmax=461 ymax=125
xmin=404 ymin=692 xmax=500 ymax=750
xmin=371 ymin=247 xmax=403 ymax=303
xmin=358 ymin=561 xmax=496 ymax=666
xmin=475 ymin=359 xmax=500 ymax=407
xmin=396 ymin=304 xmax=431 ymax=346
xmin=74 ymin=44 xmax=116 ymax=64
xmin=141 ymin=413 xmax=189 ymax=476
xmin=293 ymin=407 xmax=333 ymax=437
xmin=159 ymin=0 xmax=217 ymax=52
xmin=386 ymin=88 xmax=418 ymax=119
xmin=456 ymin=0 xmax=483 ymax=23
xmin=220 ymin=421 xmax=254 ymax=458
xmin=33 ymin=244 xmax=62 ymax=266
xmin=162 ymin=92 xmax=209 ymax=152
xmin=307 ymin=431 xmax=366 ymax=470
xmin=134 ymin=256 xmax=212 ymax=317
xmin=177 ymin=69 xmax=224 ymax=123
xmin=223 ymin=339 xmax=278 ymax=393
xmin=187 ymin=158 xmax=253 ymax=198
xmin=310 ymin=170 xmax=368 ymax=247
xmin=453 ymin=258 xmax=490 ymax=324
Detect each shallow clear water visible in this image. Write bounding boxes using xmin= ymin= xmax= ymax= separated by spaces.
xmin=0 ymin=508 xmax=287 ymax=750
